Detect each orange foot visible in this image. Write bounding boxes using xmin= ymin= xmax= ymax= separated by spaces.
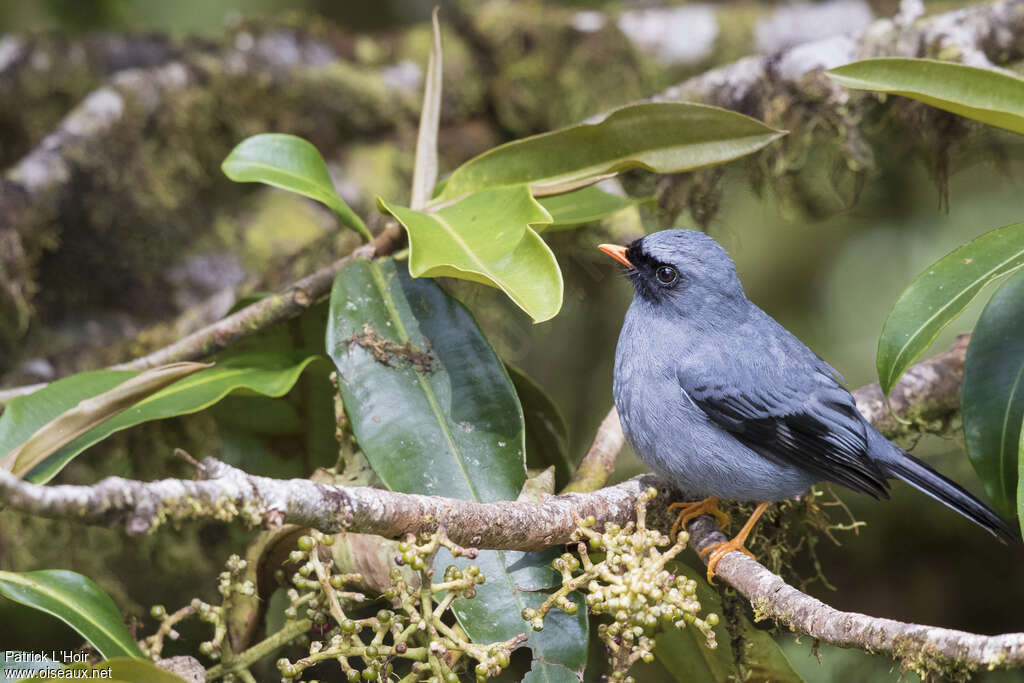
xmin=668 ymin=497 xmax=730 ymax=539
xmin=699 ymin=502 xmax=771 ymax=584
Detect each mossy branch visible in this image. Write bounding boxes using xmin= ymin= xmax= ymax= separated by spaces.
xmin=0 ymin=339 xmax=1017 ymax=676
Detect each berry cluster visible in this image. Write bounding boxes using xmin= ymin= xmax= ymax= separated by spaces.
xmin=146 ymin=528 xmax=522 ymax=681
xmin=523 ymin=488 xmax=718 ymax=682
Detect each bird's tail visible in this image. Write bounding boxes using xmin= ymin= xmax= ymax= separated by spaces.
xmin=868 ymin=429 xmax=1018 ymax=544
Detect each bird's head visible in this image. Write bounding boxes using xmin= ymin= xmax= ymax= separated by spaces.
xmin=599 ymin=229 xmax=746 ymax=318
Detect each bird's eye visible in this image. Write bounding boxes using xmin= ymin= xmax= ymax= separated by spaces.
xmin=656 ymin=265 xmax=678 ymax=284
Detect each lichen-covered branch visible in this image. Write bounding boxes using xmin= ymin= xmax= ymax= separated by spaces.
xmin=652 ymin=0 xmax=1024 ymax=111
xmin=0 ymin=337 xmax=1012 ymax=675
xmin=0 ymin=23 xmax=422 ymax=367
xmin=0 ymin=456 xmax=648 ymax=549
xmin=684 ymin=514 xmax=1022 ymax=677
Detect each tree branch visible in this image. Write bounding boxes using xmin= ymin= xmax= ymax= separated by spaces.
xmin=0 ymin=336 xmax=1009 ymax=675
xmin=0 ymin=456 xmax=648 ymax=550
xmin=685 ymin=515 xmax=1022 ymax=675
xmin=652 ymin=0 xmax=1024 ymax=111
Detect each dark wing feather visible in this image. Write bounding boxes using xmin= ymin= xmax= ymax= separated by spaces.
xmin=686 ymin=374 xmax=890 ymax=499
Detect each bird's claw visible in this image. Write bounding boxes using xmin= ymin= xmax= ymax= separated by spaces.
xmin=668 ymin=497 xmax=730 ymax=539
xmin=699 ymin=539 xmax=755 ymax=584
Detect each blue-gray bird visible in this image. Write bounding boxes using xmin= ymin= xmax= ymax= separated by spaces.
xmin=600 ymin=229 xmax=1015 ymax=581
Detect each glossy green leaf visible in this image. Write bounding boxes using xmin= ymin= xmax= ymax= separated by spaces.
xmin=410 ymin=7 xmax=442 ymax=210
xmin=536 ymin=185 xmax=637 ymax=231
xmin=327 ymin=257 xmax=527 ymax=499
xmin=963 ymin=268 xmax=1024 ymax=518
xmin=828 ymin=58 xmax=1024 ymax=135
xmin=507 ymin=364 xmax=573 ymax=489
xmin=877 ymin=221 xmax=1024 ymax=396
xmin=0 ymin=353 xmax=322 ymax=483
xmin=222 ymin=133 xmax=370 ymax=240
xmin=0 ymin=570 xmax=143 ymax=660
xmin=326 ymin=258 xmax=587 ymax=674
xmin=437 ymin=102 xmax=785 ymax=201
xmin=379 ymin=185 xmax=562 ymax=322
xmin=17 ymin=658 xmax=187 ymax=682
xmin=1 ymin=363 xmax=209 ymax=478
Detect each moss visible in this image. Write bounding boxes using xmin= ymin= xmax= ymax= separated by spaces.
xmin=340 ymin=141 xmax=411 ymax=213
xmin=2 ymin=45 xmax=422 ymax=374
xmin=891 ymin=636 xmax=978 ymax=682
xmin=474 ymin=2 xmax=653 ymax=136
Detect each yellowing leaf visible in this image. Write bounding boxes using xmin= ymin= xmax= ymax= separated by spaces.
xmin=379 ymin=185 xmax=562 ymax=322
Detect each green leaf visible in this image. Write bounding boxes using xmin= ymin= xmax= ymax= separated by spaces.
xmin=963 ymin=268 xmax=1024 ymax=519
xmin=222 ymin=133 xmax=371 ymax=240
xmin=326 ymin=258 xmax=587 ymax=675
xmin=17 ymin=658 xmax=187 ymax=682
xmin=327 ymin=257 xmax=526 ymax=500
xmin=0 ymin=570 xmax=143 ymax=660
xmin=828 ymin=58 xmax=1024 ymax=135
xmin=507 ymin=364 xmax=573 ymax=489
xmin=437 ymin=102 xmax=785 ymax=200
xmin=0 ymin=353 xmax=322 ymax=483
xmin=876 ymin=221 xmax=1024 ymax=396
xmin=379 ymin=185 xmax=562 ymax=322
xmin=410 ymin=7 xmax=442 ymax=210
xmin=537 ymin=185 xmax=637 ymax=231
xmin=1 ymin=363 xmax=209 ymax=478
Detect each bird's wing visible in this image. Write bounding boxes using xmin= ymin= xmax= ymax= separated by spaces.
xmin=682 ymin=368 xmax=890 ymax=499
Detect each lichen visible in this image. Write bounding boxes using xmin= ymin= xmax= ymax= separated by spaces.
xmin=891 ymin=636 xmax=978 ymax=682
xmin=344 ymin=323 xmax=438 ymax=372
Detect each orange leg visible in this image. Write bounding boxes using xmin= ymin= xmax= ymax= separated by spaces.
xmin=668 ymin=497 xmax=730 ymax=539
xmin=699 ymin=502 xmax=771 ymax=584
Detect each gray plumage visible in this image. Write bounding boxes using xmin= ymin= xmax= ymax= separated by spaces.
xmin=610 ymin=229 xmax=1015 ymax=543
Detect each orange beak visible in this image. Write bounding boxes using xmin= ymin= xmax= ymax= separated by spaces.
xmin=598 ymin=243 xmax=633 ymax=268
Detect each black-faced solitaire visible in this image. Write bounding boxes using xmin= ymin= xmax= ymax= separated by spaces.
xmin=600 ymin=229 xmax=1015 ymax=581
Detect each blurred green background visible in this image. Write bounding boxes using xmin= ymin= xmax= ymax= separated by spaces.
xmin=2 ymin=1 xmax=1023 ymax=681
